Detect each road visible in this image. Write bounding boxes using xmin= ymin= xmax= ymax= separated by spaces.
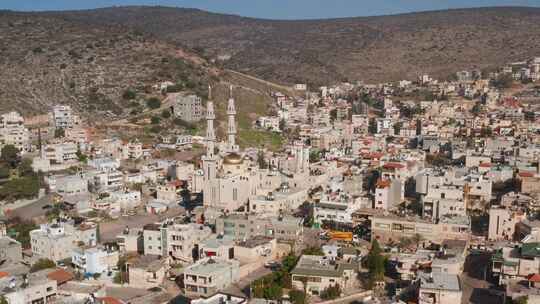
xmin=99 ymin=206 xmax=185 ymax=242
xmin=461 ymin=252 xmax=504 ymax=304
xmin=223 ymin=266 xmax=272 ymax=297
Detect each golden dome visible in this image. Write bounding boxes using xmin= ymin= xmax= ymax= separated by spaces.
xmin=223 ymin=152 xmax=244 ymax=165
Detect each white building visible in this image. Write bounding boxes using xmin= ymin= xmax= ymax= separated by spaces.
xmin=418 ymin=272 xmax=462 ymax=304
xmin=0 ymin=111 xmax=31 ymax=153
xmin=183 ymin=258 xmax=240 ymax=298
xmin=1 ymin=270 xmax=58 ymax=304
xmin=71 ymin=246 xmax=119 ymax=275
xmin=173 ymin=94 xmax=203 ymax=122
xmin=51 ymin=105 xmax=79 ymax=129
xmin=30 ymin=221 xmax=97 ymax=262
xmin=41 ymin=142 xmax=78 ymax=164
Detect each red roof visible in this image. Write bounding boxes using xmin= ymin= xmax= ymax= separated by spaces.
xmin=97 ymin=297 xmax=124 ymax=304
xmin=383 ymin=162 xmax=405 ymax=170
xmin=528 ymin=273 xmax=540 ymax=282
xmin=519 ymin=171 xmax=535 ymax=178
xmin=363 ymin=152 xmax=384 ymax=160
xmin=376 ymin=179 xmax=391 ymax=189
xmin=47 ymin=269 xmax=74 ymax=285
xmin=0 ymin=272 xmax=9 ymax=279
xmin=479 ymin=163 xmax=492 ymax=168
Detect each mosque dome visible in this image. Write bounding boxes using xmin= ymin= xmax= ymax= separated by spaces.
xmin=223 ymin=152 xmax=244 ymax=165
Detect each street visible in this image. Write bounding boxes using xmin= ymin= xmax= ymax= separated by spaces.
xmin=461 ymin=252 xmax=504 ymax=304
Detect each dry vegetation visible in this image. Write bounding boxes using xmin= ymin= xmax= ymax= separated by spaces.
xmin=43 ymin=6 xmax=540 ymax=86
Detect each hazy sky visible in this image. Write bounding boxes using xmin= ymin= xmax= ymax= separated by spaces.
xmin=2 ymin=0 xmax=540 ymax=19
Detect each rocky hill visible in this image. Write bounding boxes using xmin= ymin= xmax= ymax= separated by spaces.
xmin=2 ymin=6 xmax=540 ymax=115
xmin=0 ymin=11 xmax=216 ymax=116
xmin=44 ymin=6 xmax=540 ymax=86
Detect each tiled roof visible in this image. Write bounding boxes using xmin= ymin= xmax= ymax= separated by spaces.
xmin=47 ymin=269 xmax=74 ymax=285
xmin=97 ymin=297 xmax=124 ymax=304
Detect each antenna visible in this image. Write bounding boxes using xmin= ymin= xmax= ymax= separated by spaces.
xmin=208 ymin=85 xmax=212 ymax=100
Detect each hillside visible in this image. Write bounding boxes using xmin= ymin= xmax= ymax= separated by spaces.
xmin=42 ymin=6 xmax=540 ymax=86
xmin=0 ymin=11 xmax=288 ymax=149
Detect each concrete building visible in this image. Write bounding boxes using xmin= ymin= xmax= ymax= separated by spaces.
xmin=374 ymin=179 xmax=402 ymax=210
xmin=143 ymin=222 xmax=213 ymax=263
xmin=216 ymin=214 xmax=303 ymax=243
xmin=183 ymin=258 xmax=240 ymax=298
xmin=313 ymin=195 xmax=363 ymax=226
xmin=164 ymin=222 xmax=213 ymax=263
xmin=291 ymin=255 xmax=357 ymax=296
xmin=371 ymin=215 xmax=471 ymax=244
xmin=116 ymin=227 xmax=143 ymax=254
xmin=0 ymin=111 xmax=31 ymax=153
xmin=122 ymin=139 xmax=143 ymax=160
xmin=191 ymin=293 xmax=247 ymax=304
xmin=173 ymin=94 xmax=203 ymax=122
xmin=488 ymin=207 xmax=525 ymax=241
xmin=41 ymin=142 xmax=78 ymax=165
xmin=199 ymin=235 xmax=235 ymax=261
xmin=30 ymin=221 xmax=97 ymax=261
xmin=51 ymin=105 xmax=79 ymax=129
xmin=249 ymin=185 xmax=308 ymax=216
xmin=0 ymin=236 xmax=22 ymax=264
xmin=1 ymin=269 xmax=58 ymax=304
xmin=47 ymin=174 xmax=89 ymax=197
xmin=127 ymin=255 xmax=167 ymax=289
xmin=418 ymin=272 xmax=462 ymax=304
xmin=71 ymin=246 xmax=119 ymax=275
xmin=492 ymin=242 xmax=540 ymax=285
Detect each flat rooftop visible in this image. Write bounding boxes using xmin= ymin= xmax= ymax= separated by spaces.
xmin=185 ymin=258 xmax=239 ymax=276
xmin=419 ymin=272 xmax=461 ymax=291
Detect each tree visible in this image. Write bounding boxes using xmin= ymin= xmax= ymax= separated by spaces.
xmin=309 ymin=150 xmax=321 ymax=163
xmin=492 ymin=73 xmax=514 ymax=89
xmin=30 ymin=258 xmax=56 ymax=272
xmin=1 ymin=144 xmax=19 ymax=167
xmin=0 ymin=165 xmax=10 ymax=179
xmin=257 ymin=150 xmax=267 ymax=169
xmin=161 ymin=109 xmax=171 ymax=119
xmin=329 ymin=109 xmax=338 ymax=122
xmin=513 ymin=296 xmax=528 ymax=304
xmin=393 ymin=122 xmax=403 ymax=136
xmin=54 ymin=128 xmax=65 ymax=138
xmin=19 ymin=158 xmax=34 ymax=177
xmin=146 ymin=97 xmax=161 ymax=109
xmin=289 ymin=290 xmax=306 ymax=304
xmin=122 ymin=89 xmax=137 ymax=100
xmin=151 ymin=116 xmax=161 ymax=124
xmin=252 ymin=275 xmax=283 ymax=300
xmin=0 ymin=174 xmax=40 ymax=202
xmin=149 ymin=125 xmax=162 ymax=133
xmin=301 ymin=247 xmax=324 ymax=256
xmin=76 ymin=149 xmax=88 ymax=163
xmin=166 ymin=83 xmax=183 ymax=93
xmin=320 ymin=284 xmax=341 ymax=300
xmin=279 ymin=118 xmax=286 ymax=132
xmin=9 ymin=218 xmax=37 ymax=248
xmin=96 ymin=222 xmax=101 ymax=244
xmin=0 ymin=296 xmax=7 ymax=304
xmin=368 ymin=118 xmax=378 ymax=135
xmin=367 ymin=239 xmax=385 ymax=284
xmin=471 ymin=103 xmax=482 ymax=116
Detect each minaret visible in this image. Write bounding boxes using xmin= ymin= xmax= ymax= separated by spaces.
xmin=206 ymin=86 xmax=216 ymax=159
xmin=227 ymin=85 xmax=238 ymax=152
xmin=203 ymin=86 xmax=217 ymax=183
